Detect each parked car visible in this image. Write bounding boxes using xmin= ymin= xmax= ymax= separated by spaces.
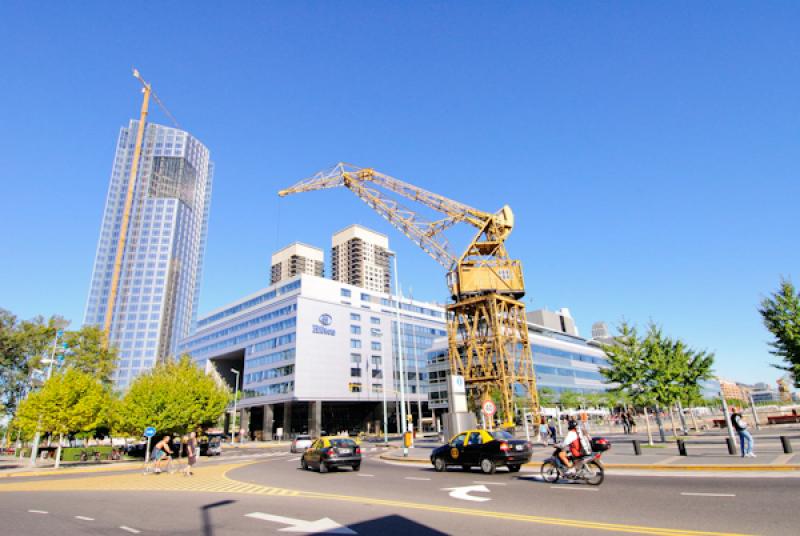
xmin=200 ymin=433 xmax=223 ymax=456
xmin=300 ymin=436 xmax=361 ymax=473
xmin=291 ymin=434 xmax=313 ymax=453
xmin=430 ymin=429 xmax=532 ymax=474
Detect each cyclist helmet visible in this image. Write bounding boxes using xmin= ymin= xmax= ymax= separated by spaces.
xmin=567 ymin=419 xmax=578 ymax=430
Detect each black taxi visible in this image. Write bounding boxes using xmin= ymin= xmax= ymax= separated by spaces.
xmin=431 ymin=429 xmax=532 ymax=474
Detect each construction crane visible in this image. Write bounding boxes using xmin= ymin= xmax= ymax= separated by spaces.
xmin=103 ymin=68 xmax=179 ymax=347
xmin=279 ymin=163 xmax=539 ymax=427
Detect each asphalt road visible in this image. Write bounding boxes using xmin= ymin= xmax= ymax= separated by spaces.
xmin=1 ymin=448 xmax=797 ymax=535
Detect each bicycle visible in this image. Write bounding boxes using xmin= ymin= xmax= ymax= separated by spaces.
xmin=142 ymin=456 xmax=175 ymax=475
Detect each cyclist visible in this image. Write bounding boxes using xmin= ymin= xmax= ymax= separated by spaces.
xmin=151 ymin=435 xmax=173 ymax=473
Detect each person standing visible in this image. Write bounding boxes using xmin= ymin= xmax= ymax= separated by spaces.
xmin=538 ymin=419 xmax=549 ymax=445
xmin=621 ymin=412 xmax=630 ymax=435
xmin=548 ymin=419 xmax=558 ymax=445
xmin=184 ymin=431 xmax=198 ymax=476
xmin=730 ymin=407 xmax=755 ymax=457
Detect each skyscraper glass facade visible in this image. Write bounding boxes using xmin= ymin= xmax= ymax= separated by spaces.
xmin=84 ymin=120 xmax=213 ymax=388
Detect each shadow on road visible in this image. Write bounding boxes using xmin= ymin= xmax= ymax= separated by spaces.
xmin=200 ymin=499 xmax=236 ymax=536
xmin=347 ymin=514 xmax=448 ymax=535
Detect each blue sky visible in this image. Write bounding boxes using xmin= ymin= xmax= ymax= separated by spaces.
xmin=1 ymin=2 xmax=797 ymax=385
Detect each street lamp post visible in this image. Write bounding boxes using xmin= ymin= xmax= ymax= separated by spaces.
xmin=29 ymin=329 xmax=63 ymax=466
xmin=231 ymin=368 xmax=240 ymax=444
xmin=392 ymin=254 xmax=409 ymax=456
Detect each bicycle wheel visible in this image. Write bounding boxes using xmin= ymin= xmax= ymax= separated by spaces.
xmin=166 ymin=459 xmax=177 ymax=474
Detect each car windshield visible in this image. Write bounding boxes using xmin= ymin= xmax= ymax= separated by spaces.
xmin=490 ymin=431 xmax=514 ymax=441
xmin=329 ymin=439 xmax=357 ymax=448
xmin=296 ymin=435 xmax=311 ymax=441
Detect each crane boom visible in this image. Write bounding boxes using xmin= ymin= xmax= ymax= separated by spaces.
xmin=279 ymin=164 xmax=540 ymax=427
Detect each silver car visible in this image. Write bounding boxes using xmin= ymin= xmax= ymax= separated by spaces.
xmin=291 ymin=434 xmax=313 ymax=453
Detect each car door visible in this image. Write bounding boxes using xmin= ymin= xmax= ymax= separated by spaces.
xmin=447 ymin=433 xmax=468 ymax=465
xmin=308 ymin=439 xmax=322 ymax=467
xmin=462 ymin=432 xmax=484 ymax=465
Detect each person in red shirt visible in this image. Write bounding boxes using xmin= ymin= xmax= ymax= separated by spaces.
xmin=557 ymin=420 xmax=583 ymax=475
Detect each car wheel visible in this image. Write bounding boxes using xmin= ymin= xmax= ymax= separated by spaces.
xmin=508 ymin=464 xmax=521 ymax=473
xmin=319 ymin=462 xmax=329 ymax=473
xmin=353 ymin=463 xmax=361 ymax=472
xmin=480 ymin=457 xmax=496 ymax=474
xmin=433 ymin=457 xmax=446 ymax=472
xmin=301 ymin=458 xmax=308 ymax=471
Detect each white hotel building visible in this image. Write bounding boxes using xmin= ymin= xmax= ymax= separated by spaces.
xmin=179 ymin=274 xmax=446 ymax=439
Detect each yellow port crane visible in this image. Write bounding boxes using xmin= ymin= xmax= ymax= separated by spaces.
xmin=279 ymin=163 xmax=539 ymax=426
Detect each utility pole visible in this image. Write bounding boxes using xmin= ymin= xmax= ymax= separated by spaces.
xmin=392 ymin=254 xmax=408 ymax=456
xmin=231 ymin=368 xmax=240 ymax=444
xmin=719 ymin=392 xmax=737 ymax=448
xmin=29 ymin=329 xmax=63 ymax=466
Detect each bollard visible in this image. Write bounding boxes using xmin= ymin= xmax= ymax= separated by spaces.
xmin=726 ymin=437 xmax=736 ymax=455
xmin=677 ymin=439 xmax=688 ymax=456
xmin=780 ymin=436 xmax=793 ymax=454
xmin=632 ymin=439 xmax=642 ymax=456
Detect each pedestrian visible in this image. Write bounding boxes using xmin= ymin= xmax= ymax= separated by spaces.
xmin=730 ymin=407 xmax=755 ymax=457
xmin=621 ymin=412 xmax=630 ymax=435
xmin=628 ymin=412 xmax=637 ymax=434
xmin=184 ymin=431 xmax=198 ymax=476
xmin=538 ymin=420 xmax=549 ymax=445
xmin=548 ymin=419 xmax=557 ymax=444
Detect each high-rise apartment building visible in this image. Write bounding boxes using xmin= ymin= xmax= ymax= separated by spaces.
xmin=84 ymin=121 xmax=213 ymax=388
xmin=270 ymin=242 xmax=324 ymax=285
xmin=331 ymin=225 xmax=392 ymax=293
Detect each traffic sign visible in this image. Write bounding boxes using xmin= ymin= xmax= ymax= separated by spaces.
xmin=482 ymin=400 xmax=497 ymax=417
xmin=144 ymin=426 xmax=156 ymax=438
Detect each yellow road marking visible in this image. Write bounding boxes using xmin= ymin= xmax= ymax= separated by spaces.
xmin=0 ymin=461 xmax=750 ymax=536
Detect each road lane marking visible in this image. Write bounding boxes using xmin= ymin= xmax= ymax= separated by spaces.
xmin=357 ymin=474 xmax=375 ymax=477
xmin=75 ymin=516 xmax=95 ymax=521
xmin=288 ymin=457 xmax=300 ymax=462
xmin=28 ymin=509 xmax=48 ymax=514
xmin=404 ymin=477 xmax=431 ymax=481
xmin=550 ymin=486 xmax=597 ymax=491
xmin=680 ymin=493 xmax=736 ymax=497
xmin=119 ymin=526 xmax=141 ymax=533
xmin=473 ymin=481 xmax=506 ymax=486
xmin=245 ymin=512 xmax=356 ymax=534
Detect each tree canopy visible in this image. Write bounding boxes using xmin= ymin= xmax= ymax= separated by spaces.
xmin=759 ymin=278 xmax=800 ymax=387
xmin=119 ymin=355 xmax=231 ymax=437
xmin=600 ymin=321 xmax=715 ymax=408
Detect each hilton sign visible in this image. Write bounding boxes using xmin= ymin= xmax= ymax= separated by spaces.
xmin=312 ymin=313 xmax=336 ymax=336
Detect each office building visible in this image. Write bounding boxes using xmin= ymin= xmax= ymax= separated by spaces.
xmin=270 ymin=242 xmax=324 ymax=284
xmin=527 ymin=308 xmax=579 ymax=337
xmin=719 ymin=379 xmax=750 ymax=402
xmin=179 ymin=274 xmax=447 ymax=438
xmin=428 ymin=312 xmax=610 ymax=411
xmin=84 ymin=121 xmax=213 ymax=388
xmin=331 ymin=225 xmax=392 ymax=293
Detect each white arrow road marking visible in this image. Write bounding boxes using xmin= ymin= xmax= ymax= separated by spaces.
xmin=441 ymin=485 xmax=491 ymax=502
xmin=245 ymin=512 xmax=357 ymax=534
xmin=28 ymin=510 xmax=48 ymax=514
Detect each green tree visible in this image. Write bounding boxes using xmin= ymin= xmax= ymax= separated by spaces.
xmin=558 ymin=390 xmax=584 ymax=410
xmin=119 ymin=356 xmax=231 ymax=437
xmin=14 ymin=368 xmax=109 ymax=467
xmin=62 ymin=325 xmax=118 ymax=385
xmin=537 ymin=387 xmax=556 ymax=406
xmin=0 ymin=310 xmax=67 ymax=420
xmin=759 ymin=278 xmax=800 ymax=387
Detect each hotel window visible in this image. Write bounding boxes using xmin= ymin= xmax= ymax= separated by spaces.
xmin=361 ymin=293 xmax=371 ymax=301
xmin=348 ymin=383 xmax=362 ymax=393
xmin=350 ymin=339 xmax=362 ymax=349
xmin=350 ymin=325 xmax=361 ymax=335
xmin=350 ymin=353 xmax=361 ymax=363
xmin=350 ymin=367 xmax=362 ymax=377
xmin=341 ymin=288 xmax=352 ymax=298
xmin=350 ymin=313 xmax=361 ymax=321
xmin=371 ymin=341 xmax=381 ymax=351
xmin=372 ymin=383 xmax=383 ymax=393
xmin=371 ymin=317 xmax=380 ymax=325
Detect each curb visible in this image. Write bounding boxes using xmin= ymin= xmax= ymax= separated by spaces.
xmin=378 ymin=454 xmax=800 ymax=472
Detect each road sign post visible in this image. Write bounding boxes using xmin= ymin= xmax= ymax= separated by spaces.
xmin=482 ymin=400 xmax=497 ymax=431
xmin=144 ymin=426 xmax=156 ymax=463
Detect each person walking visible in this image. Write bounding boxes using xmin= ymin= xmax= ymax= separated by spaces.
xmin=548 ymin=419 xmax=558 ymax=445
xmin=184 ymin=431 xmax=198 ymax=476
xmin=538 ymin=420 xmax=549 ymax=445
xmin=621 ymin=412 xmax=631 ymax=435
xmin=628 ymin=411 xmax=637 ymax=434
xmin=730 ymin=407 xmax=755 ymax=457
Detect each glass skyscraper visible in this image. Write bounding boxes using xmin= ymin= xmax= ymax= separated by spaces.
xmin=84 ymin=120 xmax=213 ymax=388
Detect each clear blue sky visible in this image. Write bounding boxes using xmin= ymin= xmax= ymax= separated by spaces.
xmin=1 ymin=2 xmax=797 ymax=386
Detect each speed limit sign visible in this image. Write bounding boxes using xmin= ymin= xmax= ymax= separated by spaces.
xmin=482 ymin=400 xmax=497 ymax=416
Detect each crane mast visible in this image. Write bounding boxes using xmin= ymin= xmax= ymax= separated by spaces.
xmin=279 ymin=163 xmax=540 ymax=426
